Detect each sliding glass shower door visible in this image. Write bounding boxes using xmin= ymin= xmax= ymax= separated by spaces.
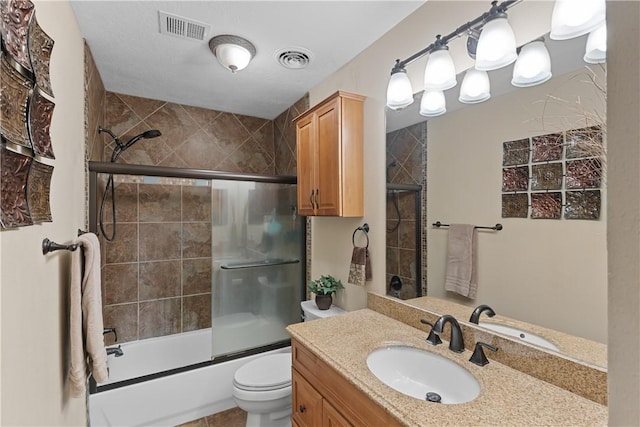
xmin=211 ymin=180 xmax=304 ymax=358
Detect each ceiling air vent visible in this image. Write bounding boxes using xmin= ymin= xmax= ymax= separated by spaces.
xmin=158 ymin=11 xmax=210 ymax=41
xmin=275 ymin=48 xmax=313 ymax=70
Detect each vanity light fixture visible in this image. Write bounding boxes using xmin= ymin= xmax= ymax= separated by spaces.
xmin=209 ymin=34 xmax=256 ymax=73
xmin=419 ymin=90 xmax=446 ymax=117
xmin=423 ymin=36 xmax=457 ymax=91
xmin=474 ymin=8 xmax=517 ymax=71
xmin=583 ymin=22 xmax=607 ymax=64
xmin=386 ymin=60 xmax=414 ymax=110
xmin=549 ymin=0 xmax=606 ymax=41
xmin=459 ymin=69 xmax=491 ymax=104
xmin=511 ymin=39 xmax=552 ymax=87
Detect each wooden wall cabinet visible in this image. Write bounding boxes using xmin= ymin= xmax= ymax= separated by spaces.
xmin=291 ymin=339 xmax=402 ymax=427
xmin=295 ymin=91 xmax=365 ymax=217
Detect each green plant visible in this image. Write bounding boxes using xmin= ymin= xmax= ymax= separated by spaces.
xmin=308 ymin=275 xmax=344 ymax=295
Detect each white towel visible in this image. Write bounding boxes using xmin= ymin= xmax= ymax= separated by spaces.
xmin=69 ymin=233 xmax=108 ymax=397
xmin=444 ymin=224 xmax=478 ymax=299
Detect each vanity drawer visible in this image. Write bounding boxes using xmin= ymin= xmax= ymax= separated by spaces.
xmin=292 ymin=367 xmax=323 ymax=427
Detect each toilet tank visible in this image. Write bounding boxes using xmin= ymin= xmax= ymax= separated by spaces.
xmin=301 ymin=300 xmax=346 ymax=321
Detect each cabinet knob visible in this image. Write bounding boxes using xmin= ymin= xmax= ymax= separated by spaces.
xmin=299 ymin=404 xmax=306 ymax=413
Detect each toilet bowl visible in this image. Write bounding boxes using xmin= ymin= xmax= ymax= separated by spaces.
xmin=232 ymin=353 xmax=292 ymax=427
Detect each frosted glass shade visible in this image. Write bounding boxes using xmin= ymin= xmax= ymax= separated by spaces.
xmin=511 ymin=41 xmax=552 ymax=87
xmin=550 ymin=0 xmax=606 ymax=40
xmin=459 ymin=69 xmax=491 ymax=104
xmin=424 ymin=48 xmax=457 ymax=91
xmin=475 ymin=15 xmax=517 ymax=71
xmin=584 ymin=22 xmax=607 ymax=64
xmin=419 ymin=90 xmax=446 ymax=117
xmin=215 ymin=44 xmax=253 ymax=72
xmin=386 ymin=69 xmax=414 ymax=110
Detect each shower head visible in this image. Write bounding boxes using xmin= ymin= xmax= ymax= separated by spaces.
xmin=98 ymin=126 xmax=162 ymax=162
xmin=122 ymin=129 xmax=162 ymax=150
xmin=386 ymin=160 xmax=397 ymax=183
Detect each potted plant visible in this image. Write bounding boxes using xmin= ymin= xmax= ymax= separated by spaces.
xmin=308 ymin=275 xmax=344 ymax=310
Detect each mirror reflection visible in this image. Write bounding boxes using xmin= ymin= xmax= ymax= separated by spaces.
xmin=385 ymin=33 xmax=607 ymax=367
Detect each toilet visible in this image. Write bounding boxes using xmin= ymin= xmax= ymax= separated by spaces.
xmin=231 ymin=300 xmax=346 ymax=427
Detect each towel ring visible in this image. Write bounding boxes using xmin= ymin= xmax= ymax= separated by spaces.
xmin=352 ymin=223 xmax=370 ymax=248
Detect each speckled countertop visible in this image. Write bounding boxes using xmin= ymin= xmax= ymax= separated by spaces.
xmin=287 ymin=309 xmax=607 ymax=427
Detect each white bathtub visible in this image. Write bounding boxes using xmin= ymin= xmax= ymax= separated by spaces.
xmin=90 ymin=328 xmax=290 ymax=427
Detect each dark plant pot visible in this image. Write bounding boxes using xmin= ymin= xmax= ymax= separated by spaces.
xmin=315 ymin=294 xmax=332 ymax=310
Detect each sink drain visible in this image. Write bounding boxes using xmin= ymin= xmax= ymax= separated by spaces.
xmin=425 ymin=392 xmax=442 ymax=403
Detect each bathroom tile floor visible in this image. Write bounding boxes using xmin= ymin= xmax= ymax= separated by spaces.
xmin=176 ymin=407 xmax=247 ymax=427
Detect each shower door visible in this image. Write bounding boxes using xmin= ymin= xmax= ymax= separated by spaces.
xmin=211 ymin=180 xmax=304 ymax=358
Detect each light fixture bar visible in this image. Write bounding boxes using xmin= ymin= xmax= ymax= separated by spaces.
xmin=392 ymin=0 xmax=520 ymax=70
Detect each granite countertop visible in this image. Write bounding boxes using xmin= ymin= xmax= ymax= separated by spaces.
xmin=403 ymin=296 xmax=607 ymax=368
xmin=286 ymin=309 xmax=607 ymax=427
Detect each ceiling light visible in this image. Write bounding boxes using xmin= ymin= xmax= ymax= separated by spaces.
xmin=584 ymin=22 xmax=607 ymax=64
xmin=419 ymin=90 xmax=446 ymax=117
xmin=386 ymin=61 xmax=414 ymax=110
xmin=550 ymin=0 xmax=606 ymax=41
xmin=424 ymin=36 xmax=457 ymax=91
xmin=475 ymin=12 xmax=517 ymax=71
xmin=511 ymin=40 xmax=552 ymax=87
xmin=459 ymin=69 xmax=491 ymax=104
xmin=208 ymin=35 xmax=256 ymax=73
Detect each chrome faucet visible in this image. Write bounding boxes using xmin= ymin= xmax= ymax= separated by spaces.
xmin=469 ymin=304 xmax=496 ymax=324
xmin=432 ymin=315 xmax=465 ymax=353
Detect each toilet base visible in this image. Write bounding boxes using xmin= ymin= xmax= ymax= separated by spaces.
xmin=245 ymin=405 xmax=291 ymax=427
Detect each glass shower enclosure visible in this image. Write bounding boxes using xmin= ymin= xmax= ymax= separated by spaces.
xmin=89 ymin=163 xmax=304 ymax=383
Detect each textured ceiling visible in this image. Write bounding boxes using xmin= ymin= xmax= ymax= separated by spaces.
xmin=70 ymin=1 xmax=425 ymax=119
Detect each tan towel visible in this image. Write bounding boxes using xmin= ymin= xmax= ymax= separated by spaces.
xmin=444 ymin=224 xmax=478 ymax=299
xmin=348 ymin=247 xmax=372 ymax=286
xmin=69 ymin=233 xmax=108 ymax=397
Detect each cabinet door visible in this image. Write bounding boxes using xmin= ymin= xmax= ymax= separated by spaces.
xmin=296 ymin=113 xmax=317 ymax=216
xmin=315 ymin=99 xmax=341 ymax=216
xmin=322 ymin=400 xmax=353 ymax=427
xmin=292 ymin=369 xmax=323 ymax=427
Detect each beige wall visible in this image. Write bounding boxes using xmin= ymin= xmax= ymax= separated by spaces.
xmin=427 ymin=66 xmax=607 ymax=343
xmin=0 ymin=1 xmax=86 ymax=425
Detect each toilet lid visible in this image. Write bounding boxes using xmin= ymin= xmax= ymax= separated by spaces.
xmin=233 ymin=353 xmax=292 ymax=391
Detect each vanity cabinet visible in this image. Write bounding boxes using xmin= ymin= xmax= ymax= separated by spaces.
xmin=295 ymin=91 xmax=365 ymax=217
xmin=291 ymin=339 xmax=401 ymax=427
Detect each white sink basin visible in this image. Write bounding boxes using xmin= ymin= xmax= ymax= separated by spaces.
xmin=366 ymin=345 xmax=480 ymax=404
xmin=478 ymin=322 xmax=560 ymax=352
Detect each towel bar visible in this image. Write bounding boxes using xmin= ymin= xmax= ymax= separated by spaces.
xmin=42 ymin=238 xmax=78 ymax=255
xmin=432 ymin=221 xmax=503 ymax=231
xmin=352 ymin=223 xmax=370 ymax=248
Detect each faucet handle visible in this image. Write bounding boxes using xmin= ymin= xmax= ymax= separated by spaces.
xmin=103 ymin=327 xmax=117 ymax=342
xmin=469 ymin=342 xmax=498 ymax=366
xmin=420 ymin=319 xmax=443 ymax=346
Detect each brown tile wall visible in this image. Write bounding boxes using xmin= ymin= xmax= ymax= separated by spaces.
xmin=386 ymin=122 xmax=427 ymax=299
xmin=85 ymin=39 xmax=308 ymax=343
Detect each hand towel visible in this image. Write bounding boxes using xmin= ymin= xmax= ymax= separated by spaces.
xmin=444 ymin=224 xmax=478 ymax=299
xmin=348 ymin=246 xmax=372 ymax=286
xmin=69 ymin=232 xmax=108 ymax=397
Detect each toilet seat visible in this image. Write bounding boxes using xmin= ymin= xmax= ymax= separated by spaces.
xmin=233 ymin=353 xmax=291 ymax=392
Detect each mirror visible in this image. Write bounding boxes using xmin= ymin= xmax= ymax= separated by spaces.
xmin=385 ymin=33 xmax=607 ymax=368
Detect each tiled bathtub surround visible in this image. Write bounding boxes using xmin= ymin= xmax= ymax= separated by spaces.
xmin=367 ymin=293 xmax=607 ymax=405
xmin=101 ymin=178 xmax=213 ymax=344
xmin=386 ymin=122 xmax=427 ymax=298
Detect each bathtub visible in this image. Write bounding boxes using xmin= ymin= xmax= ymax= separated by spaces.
xmin=90 ymin=328 xmax=290 ymax=427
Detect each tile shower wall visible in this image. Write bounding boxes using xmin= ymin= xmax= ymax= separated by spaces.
xmin=84 ymin=47 xmax=309 ymax=343
xmin=386 ymin=122 xmax=427 ymax=299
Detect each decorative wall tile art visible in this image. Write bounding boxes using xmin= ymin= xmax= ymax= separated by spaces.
xmin=566 ymin=126 xmax=603 ymax=159
xmin=27 ymin=16 xmax=55 ymax=98
xmin=0 ymin=145 xmax=33 ymax=228
xmin=531 ymin=192 xmax=562 ymax=219
xmin=0 ymin=56 xmax=32 ymax=148
xmin=502 ymin=193 xmax=528 ymax=218
xmin=565 ymin=190 xmax=601 ymax=220
xmin=503 ymin=138 xmax=530 ymax=166
xmin=531 ymin=133 xmax=563 ymax=162
xmin=531 ymin=163 xmax=563 ymax=191
xmin=502 ymin=166 xmax=529 ymax=192
xmin=0 ymin=1 xmax=56 ymax=229
xmin=0 ymin=0 xmax=35 ymax=73
xmin=26 ymin=159 xmax=52 ymax=222
xmin=565 ymin=158 xmax=602 ymax=189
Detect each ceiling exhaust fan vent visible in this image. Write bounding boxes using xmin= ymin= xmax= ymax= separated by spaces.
xmin=158 ymin=11 xmax=210 ymax=41
xmin=275 ymin=48 xmax=312 ymax=69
